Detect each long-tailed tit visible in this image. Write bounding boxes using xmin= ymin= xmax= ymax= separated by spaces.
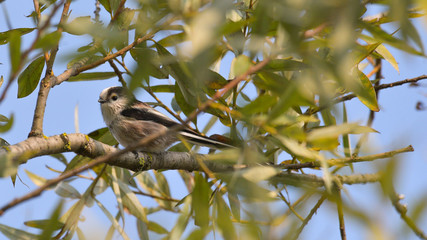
xmin=98 ymin=86 xmax=234 ymax=152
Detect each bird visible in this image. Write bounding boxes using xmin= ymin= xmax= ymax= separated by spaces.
xmin=98 ymin=86 xmax=234 ymax=152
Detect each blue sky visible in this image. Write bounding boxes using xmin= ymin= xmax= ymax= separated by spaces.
xmin=1 ymin=1 xmax=427 ymax=239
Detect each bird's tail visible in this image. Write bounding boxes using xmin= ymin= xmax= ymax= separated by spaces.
xmin=178 ymin=130 xmax=236 ymax=149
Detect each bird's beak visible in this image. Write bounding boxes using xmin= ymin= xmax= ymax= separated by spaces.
xmin=98 ymin=98 xmax=106 ymax=104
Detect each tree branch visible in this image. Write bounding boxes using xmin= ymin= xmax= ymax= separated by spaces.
xmin=1 ymin=133 xmax=233 ymax=172
xmin=307 ymin=75 xmax=427 ymax=115
xmin=279 ymin=145 xmax=414 ymax=170
xmin=387 ymin=185 xmax=427 ymax=240
xmin=28 ymin=0 xmax=71 ymax=137
xmin=336 ymin=75 xmax=427 ymax=104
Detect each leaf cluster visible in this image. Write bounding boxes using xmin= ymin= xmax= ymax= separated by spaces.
xmin=1 ymin=0 xmax=427 ymax=239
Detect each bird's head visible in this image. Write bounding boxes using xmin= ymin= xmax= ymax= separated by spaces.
xmin=98 ymin=86 xmax=135 ymax=122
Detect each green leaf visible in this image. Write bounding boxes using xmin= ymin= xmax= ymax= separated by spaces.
xmin=24 ymin=219 xmax=63 ymax=231
xmin=0 ymin=137 xmax=10 ymax=146
xmin=54 ymin=181 xmax=81 ymax=199
xmin=0 ymin=114 xmax=8 ymax=122
xmin=155 ymin=42 xmax=200 ymax=105
xmin=68 ymin=72 xmax=118 ymax=82
xmin=147 ymin=221 xmax=168 ymax=234
xmin=268 ymin=81 xmax=299 ymax=121
xmin=158 ymin=32 xmax=186 ymax=47
xmin=218 ymin=171 xmax=275 ymax=201
xmin=364 ymin=23 xmax=423 ymax=56
xmin=88 ymin=127 xmax=118 ymax=146
xmin=149 ymin=85 xmax=174 ymax=93
xmin=0 ymin=153 xmax=18 ymax=178
xmin=49 ymin=153 xmax=67 ymax=165
xmin=341 ymin=103 xmax=353 ymax=171
xmin=130 ymin=47 xmax=168 ymax=80
xmin=230 ymin=55 xmax=252 ymax=78
xmin=253 ymin=71 xmax=289 ymax=94
xmin=186 ymin=227 xmax=211 ymax=240
xmin=35 ymin=31 xmax=61 ymax=51
xmin=0 ymin=223 xmax=39 ymax=240
xmin=116 ymin=177 xmax=148 ymax=223
xmin=60 ymin=175 xmax=99 ymax=233
xmin=98 ymin=0 xmax=111 ymax=13
xmin=263 ymin=59 xmax=307 ymax=71
xmin=94 ymin=197 xmax=131 ymax=240
xmin=375 ymin=44 xmax=399 ymax=73
xmin=63 ymin=16 xmax=95 ymax=36
xmin=341 ymin=103 xmax=351 ymax=157
xmin=17 ymin=56 xmax=45 ymax=98
xmin=272 ymin=135 xmax=320 ymax=161
xmin=170 ymin=197 xmax=191 ymax=240
xmin=8 ymin=31 xmax=21 ymax=74
xmin=192 ymin=173 xmax=210 ymax=228
xmin=36 ymin=201 xmax=64 ymax=240
xmin=307 ymin=123 xmax=377 ymax=142
xmin=353 ymin=69 xmax=379 ymax=112
xmin=228 ymin=192 xmax=240 ymax=221
xmin=136 ymin=172 xmax=173 ymax=210
xmin=137 ymin=219 xmax=149 ymax=240
xmin=93 ymin=178 xmax=108 ymax=195
xmin=241 ymin=166 xmax=280 ymax=183
xmin=0 ymin=28 xmax=34 ymax=45
xmin=109 ymin=167 xmax=125 ymax=225
xmin=64 ymin=155 xmax=91 ymax=172
xmin=0 ymin=114 xmax=13 ymax=133
xmin=175 ymin=82 xmax=197 ymax=122
xmin=360 ymin=35 xmax=399 ymax=73
xmin=240 ymin=94 xmax=277 ymax=115
xmin=215 ymin=194 xmax=236 ymax=240
xmin=153 ymin=171 xmax=172 ymax=209
xmin=353 ymin=43 xmax=382 ymax=65
xmin=25 ymin=169 xmax=48 ymax=187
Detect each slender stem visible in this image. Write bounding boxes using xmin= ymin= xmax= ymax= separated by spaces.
xmin=306 ymin=75 xmax=427 ymax=115
xmin=278 ymin=191 xmax=304 ymax=221
xmin=292 ymin=194 xmax=327 ymax=240
xmin=336 ymin=189 xmax=347 ymax=240
xmin=279 ymin=145 xmax=414 ymax=170
xmin=133 ymin=190 xmax=179 ymax=202
xmin=387 ymin=185 xmax=427 ymax=240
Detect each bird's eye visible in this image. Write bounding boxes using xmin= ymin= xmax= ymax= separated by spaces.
xmin=111 ymin=95 xmax=118 ymax=101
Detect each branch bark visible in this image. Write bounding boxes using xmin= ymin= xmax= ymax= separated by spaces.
xmin=2 ymin=133 xmax=233 ymax=172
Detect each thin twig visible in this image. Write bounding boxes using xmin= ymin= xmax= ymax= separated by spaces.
xmin=307 ymin=75 xmax=427 ymax=115
xmin=143 ymin=86 xmax=194 ymax=129
xmin=279 ymin=145 xmax=414 ymax=170
xmin=107 ymin=59 xmax=126 ymax=86
xmin=133 ymin=190 xmax=179 ymax=202
xmin=292 ymin=194 xmax=327 ymax=240
xmin=387 ymin=186 xmax=427 ymax=239
xmin=337 ymin=75 xmax=427 ymax=104
xmin=278 ymin=191 xmax=304 ymax=221
xmin=336 ymin=189 xmax=347 ymax=240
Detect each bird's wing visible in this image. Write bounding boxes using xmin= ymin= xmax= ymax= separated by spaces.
xmin=121 ymin=107 xmax=179 ymax=127
xmin=121 ymin=104 xmax=235 ymax=149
